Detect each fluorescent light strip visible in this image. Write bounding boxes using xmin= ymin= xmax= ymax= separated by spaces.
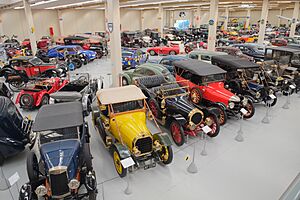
xmin=45 ymin=0 xmax=101 ymax=9
xmin=32 ymin=0 xmax=58 ymax=7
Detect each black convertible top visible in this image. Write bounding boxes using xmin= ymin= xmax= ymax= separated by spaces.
xmin=33 ymin=102 xmax=84 ymax=132
xmin=266 ymin=46 xmax=300 ymax=53
xmin=64 ymin=36 xmax=88 ymax=41
xmin=173 ymin=59 xmax=226 ymax=76
xmin=211 ymin=55 xmax=259 ymax=69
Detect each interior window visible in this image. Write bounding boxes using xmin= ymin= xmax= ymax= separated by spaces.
xmin=160 ymin=60 xmax=171 ymax=65
xmin=181 ymin=71 xmax=193 ymax=80
xmin=190 ymin=75 xmax=201 ymax=85
xmin=189 ymin=54 xmax=199 ymax=60
xmin=201 ymin=55 xmax=211 ymax=61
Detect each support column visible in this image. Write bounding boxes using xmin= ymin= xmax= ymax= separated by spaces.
xmin=0 ymin=12 xmax=3 ymax=36
xmin=190 ymin=10 xmax=194 ymax=28
xmin=277 ymin=8 xmax=283 ymax=27
xmin=258 ymin=0 xmax=269 ymax=45
xmin=23 ymin=0 xmax=37 ymax=55
xmin=107 ymin=0 xmax=122 ymax=87
xmin=57 ymin=10 xmax=64 ymax=36
xmin=223 ymin=7 xmax=229 ymax=31
xmin=158 ymin=4 xmax=164 ymax=34
xmin=290 ymin=1 xmax=299 ymax=37
xmin=207 ymin=0 xmax=219 ymax=51
xmin=245 ymin=9 xmax=251 ymax=29
xmin=140 ymin=10 xmax=144 ymax=31
xmin=170 ymin=10 xmax=174 ymax=27
xmin=195 ymin=6 xmax=201 ymax=28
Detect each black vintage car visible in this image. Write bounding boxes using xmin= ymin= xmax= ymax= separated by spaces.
xmin=211 ymin=55 xmax=278 ymax=107
xmin=19 ymin=102 xmax=97 ymax=200
xmin=135 ymin=75 xmax=220 ymax=146
xmin=0 ymin=96 xmax=33 ymax=165
xmin=121 ymin=31 xmax=146 ymax=48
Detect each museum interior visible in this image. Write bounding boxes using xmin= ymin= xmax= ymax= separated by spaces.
xmin=0 ymin=0 xmax=299 ymax=199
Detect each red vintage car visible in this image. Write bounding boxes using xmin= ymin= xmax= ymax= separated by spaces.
xmin=147 ymin=44 xmax=180 ymax=56
xmin=173 ymin=59 xmax=255 ymax=124
xmin=271 ymin=38 xmax=287 ymax=46
xmin=16 ymin=77 xmax=68 ymax=109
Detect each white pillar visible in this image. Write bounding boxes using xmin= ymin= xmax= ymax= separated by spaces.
xmin=140 ymin=10 xmax=144 ymax=31
xmin=207 ymin=0 xmax=219 ymax=51
xmin=258 ymin=0 xmax=269 ymax=45
xmin=23 ymin=0 xmax=37 ymax=55
xmin=195 ymin=6 xmax=201 ymax=28
xmin=245 ymin=9 xmax=251 ymax=29
xmin=190 ymin=10 xmax=194 ymax=28
xmin=223 ymin=7 xmax=229 ymax=31
xmin=158 ymin=4 xmax=164 ymax=34
xmin=0 ymin=12 xmax=3 ymax=36
xmin=170 ymin=10 xmax=174 ymax=27
xmin=290 ymin=1 xmax=299 ymax=37
xmin=277 ymin=9 xmax=283 ymax=27
xmin=107 ymin=0 xmax=122 ymax=87
xmin=57 ymin=10 xmax=64 ymax=36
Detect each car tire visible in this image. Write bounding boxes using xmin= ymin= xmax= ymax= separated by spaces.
xmin=213 ymin=105 xmax=227 ymax=126
xmin=170 ymin=120 xmax=185 ymax=146
xmin=149 ymin=50 xmax=156 ymax=56
xmin=190 ymin=87 xmax=203 ymax=104
xmin=72 ymin=58 xmax=83 ymax=69
xmin=26 ymin=152 xmax=39 ymax=183
xmin=20 ymin=94 xmax=34 ymax=109
xmin=148 ymin=98 xmax=162 ymax=119
xmin=243 ymin=100 xmax=255 ymax=119
xmin=40 ymin=95 xmax=49 ymax=107
xmin=185 ymin=47 xmax=192 ymax=54
xmin=122 ymin=77 xmax=129 ymax=86
xmin=88 ymin=190 xmax=97 ymax=200
xmin=169 ymin=50 xmax=176 ymax=55
xmin=159 ymin=146 xmax=173 ymax=165
xmin=112 ymin=146 xmax=127 ymax=178
xmin=0 ymin=153 xmax=4 ymax=166
xmin=205 ymin=114 xmax=220 ymax=138
xmin=83 ymin=143 xmax=93 ymax=171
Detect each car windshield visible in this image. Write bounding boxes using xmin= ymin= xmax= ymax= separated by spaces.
xmin=39 ymin=127 xmax=79 ymax=144
xmin=112 ymin=100 xmax=144 ymax=113
xmin=291 ymin=54 xmax=300 ymax=64
xmin=122 ymin=52 xmax=133 ymax=57
xmin=30 ymin=57 xmax=43 ymax=65
xmin=203 ymin=73 xmax=225 ymax=83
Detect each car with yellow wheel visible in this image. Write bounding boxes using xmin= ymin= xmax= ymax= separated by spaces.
xmin=92 ymin=85 xmax=173 ymax=177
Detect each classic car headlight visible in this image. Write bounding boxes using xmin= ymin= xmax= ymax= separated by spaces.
xmin=228 ymin=102 xmax=235 ymax=109
xmin=68 ymin=179 xmax=80 ymax=190
xmin=35 ymin=185 xmax=47 ymax=197
xmin=269 ymin=89 xmax=274 ymax=95
xmin=242 ymin=97 xmax=248 ymax=106
xmin=284 ymin=80 xmax=288 ymax=84
xmin=189 ymin=121 xmax=196 ymax=130
xmin=188 ymin=109 xmax=203 ymax=126
xmin=153 ymin=140 xmax=162 ymax=151
xmin=229 ymin=95 xmax=240 ymax=102
xmin=256 ymin=92 xmax=261 ymax=99
xmin=132 ymin=146 xmax=141 ymax=156
xmin=205 ymin=117 xmax=213 ymax=126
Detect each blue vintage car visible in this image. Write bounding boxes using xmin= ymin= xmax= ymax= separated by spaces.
xmin=48 ymin=45 xmax=97 ymax=62
xmin=122 ymin=48 xmax=148 ymax=69
xmin=19 ymin=102 xmax=97 ymax=200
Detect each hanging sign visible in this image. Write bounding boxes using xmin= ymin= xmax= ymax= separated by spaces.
xmin=107 ymin=23 xmax=113 ymax=33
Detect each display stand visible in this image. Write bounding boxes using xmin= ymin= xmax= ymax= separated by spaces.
xmin=262 ymin=94 xmax=276 ymax=124
xmin=187 ymin=142 xmax=198 ymax=174
xmin=121 ymin=158 xmax=135 ymax=195
xmin=282 ymin=91 xmax=290 ymax=109
xmin=235 ymin=108 xmax=247 ymax=142
xmin=200 ymin=126 xmax=212 ymax=156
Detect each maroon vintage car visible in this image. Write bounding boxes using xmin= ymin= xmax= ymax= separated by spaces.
xmin=216 ymin=46 xmax=253 ymax=61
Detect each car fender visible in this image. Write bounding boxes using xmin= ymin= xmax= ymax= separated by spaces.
xmin=113 ymin=143 xmax=131 ymax=159
xmin=153 ymin=132 xmax=172 ymax=146
xmin=122 ymin=73 xmax=132 ymax=84
xmin=243 ymin=94 xmax=256 ymax=103
xmin=211 ymin=102 xmax=227 ymax=111
xmin=168 ymin=114 xmax=187 ymax=126
xmin=36 ymin=91 xmax=49 ymax=107
xmin=82 ymin=94 xmax=90 ymax=112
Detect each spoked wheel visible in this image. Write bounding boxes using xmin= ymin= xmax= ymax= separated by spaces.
xmin=185 ymin=46 xmax=192 ymax=54
xmin=40 ymin=95 xmax=49 ymax=107
xmin=205 ymin=114 xmax=220 ymax=138
xmin=149 ymin=50 xmax=156 ymax=56
xmin=242 ymin=101 xmax=255 ymax=119
xmin=20 ymin=94 xmax=34 ymax=109
xmin=215 ymin=106 xmax=227 ymax=126
xmin=148 ymin=98 xmax=162 ymax=119
xmin=26 ymin=152 xmax=40 ymax=183
xmin=190 ymin=88 xmax=203 ymax=104
xmin=169 ymin=51 xmax=176 ymax=55
xmin=112 ymin=147 xmax=127 ymax=178
xmin=158 ymin=145 xmax=173 ymax=165
xmin=170 ymin=120 xmax=185 ymax=146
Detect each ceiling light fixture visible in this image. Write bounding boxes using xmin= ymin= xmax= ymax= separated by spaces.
xmin=31 ymin=0 xmax=58 ymax=7
xmin=45 ymin=0 xmax=102 ymax=9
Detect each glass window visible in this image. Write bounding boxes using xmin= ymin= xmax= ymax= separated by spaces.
xmin=181 ymin=71 xmax=193 ymax=80
xmin=160 ymin=59 xmax=171 ymax=65
xmin=112 ymin=100 xmax=144 ymax=113
xmin=190 ymin=75 xmax=201 ymax=85
xmin=201 ymin=55 xmax=211 ymax=61
xmin=189 ymin=54 xmax=199 ymax=60
xmin=39 ymin=127 xmax=79 ymax=144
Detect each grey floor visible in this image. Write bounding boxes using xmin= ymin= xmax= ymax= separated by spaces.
xmin=1 ymin=58 xmax=300 ymax=200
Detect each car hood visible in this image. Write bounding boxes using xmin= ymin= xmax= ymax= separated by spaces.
xmin=40 ymin=139 xmax=80 ymax=173
xmin=78 ymin=50 xmax=96 ymax=55
xmin=203 ymin=82 xmax=236 ymax=105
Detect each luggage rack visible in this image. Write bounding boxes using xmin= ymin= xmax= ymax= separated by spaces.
xmin=158 ymin=81 xmax=190 ymax=99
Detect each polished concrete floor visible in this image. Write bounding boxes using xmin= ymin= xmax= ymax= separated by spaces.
xmin=0 ymin=58 xmax=300 ymax=200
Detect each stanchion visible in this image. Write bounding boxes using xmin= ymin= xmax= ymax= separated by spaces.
xmin=187 ymin=142 xmax=198 ymax=174
xmin=124 ymin=172 xmax=132 ymax=195
xmin=120 ymin=158 xmax=135 ymax=195
xmin=200 ymin=126 xmax=211 ymax=156
xmin=282 ymin=91 xmax=290 ymax=109
xmin=235 ymin=108 xmax=247 ymax=142
xmin=262 ymin=94 xmax=276 ymax=124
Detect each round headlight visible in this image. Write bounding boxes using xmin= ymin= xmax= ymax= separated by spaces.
xmin=269 ymin=89 xmax=274 ymax=95
xmin=189 ymin=121 xmax=196 ymax=130
xmin=284 ymin=80 xmax=288 ymax=84
xmin=256 ymin=92 xmax=261 ymax=99
xmin=35 ymin=185 xmax=47 ymax=197
xmin=68 ymin=179 xmax=80 ymax=190
xmin=228 ymin=102 xmax=235 ymax=109
xmin=242 ymin=98 xmax=248 ymax=106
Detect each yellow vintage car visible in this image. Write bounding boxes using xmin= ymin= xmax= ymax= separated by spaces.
xmin=92 ymin=85 xmax=173 ymax=177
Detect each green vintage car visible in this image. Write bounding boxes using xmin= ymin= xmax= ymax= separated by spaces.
xmin=122 ymin=63 xmax=175 ymax=86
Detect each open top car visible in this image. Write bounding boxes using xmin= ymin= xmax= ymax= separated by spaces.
xmin=173 ymin=59 xmax=255 ymax=123
xmin=19 ymin=102 xmax=97 ymax=200
xmin=211 ymin=55 xmax=278 ymax=106
xmin=135 ymin=75 xmax=220 ymax=146
xmin=92 ymin=85 xmax=173 ymax=177
xmin=0 ymin=96 xmax=33 ymax=165
xmin=147 ymin=44 xmax=179 ymax=56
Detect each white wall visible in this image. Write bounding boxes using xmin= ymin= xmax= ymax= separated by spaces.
xmin=0 ymin=8 xmax=297 ymax=41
